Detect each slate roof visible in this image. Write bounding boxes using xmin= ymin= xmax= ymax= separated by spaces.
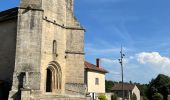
xmin=84 ymin=61 xmax=108 ymax=73
xmin=112 ymin=83 xmax=136 ymax=91
xmin=0 ymin=7 xmax=18 ymax=22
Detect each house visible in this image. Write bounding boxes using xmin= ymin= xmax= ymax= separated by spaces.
xmin=85 ymin=59 xmax=108 ymax=99
xmin=111 ymin=83 xmax=140 ymax=100
xmin=0 ymin=0 xmax=87 ymax=99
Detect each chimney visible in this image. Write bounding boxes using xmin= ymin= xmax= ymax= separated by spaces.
xmin=96 ymin=58 xmax=100 ymax=68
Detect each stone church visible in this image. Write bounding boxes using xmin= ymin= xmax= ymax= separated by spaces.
xmin=0 ymin=0 xmax=87 ymax=100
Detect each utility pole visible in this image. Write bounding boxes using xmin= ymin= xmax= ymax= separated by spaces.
xmin=118 ymin=46 xmax=125 ymax=100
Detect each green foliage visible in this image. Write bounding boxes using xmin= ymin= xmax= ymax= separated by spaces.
xmin=111 ymin=94 xmax=118 ymax=100
xmin=98 ymin=95 xmax=106 ymax=100
xmin=137 ymin=84 xmax=149 ymax=96
xmin=105 ymin=80 xmax=115 ymax=92
xmin=147 ymin=74 xmax=170 ymax=100
xmin=152 ymin=93 xmax=164 ymax=100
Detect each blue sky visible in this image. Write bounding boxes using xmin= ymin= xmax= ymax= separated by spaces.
xmin=75 ymin=0 xmax=170 ymax=84
xmin=1 ymin=0 xmax=170 ymax=84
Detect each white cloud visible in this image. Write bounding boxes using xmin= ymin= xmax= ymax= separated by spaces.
xmin=137 ymin=52 xmax=170 ymax=66
xmin=136 ymin=52 xmax=170 ymax=75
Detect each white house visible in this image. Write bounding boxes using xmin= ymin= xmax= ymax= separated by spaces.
xmin=84 ymin=59 xmax=108 ymax=100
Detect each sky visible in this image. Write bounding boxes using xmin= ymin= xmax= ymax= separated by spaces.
xmin=0 ymin=0 xmax=170 ymax=84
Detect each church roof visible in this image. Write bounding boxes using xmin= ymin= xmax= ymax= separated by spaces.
xmin=0 ymin=7 xmax=18 ymax=22
xmin=84 ymin=61 xmax=108 ymax=73
xmin=112 ymin=83 xmax=136 ymax=91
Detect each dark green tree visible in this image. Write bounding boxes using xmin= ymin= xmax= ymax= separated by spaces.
xmin=147 ymin=74 xmax=170 ymax=100
xmin=136 ymin=84 xmax=149 ymax=96
xmin=105 ymin=80 xmax=115 ymax=92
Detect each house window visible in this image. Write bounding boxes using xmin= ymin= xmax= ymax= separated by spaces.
xmin=95 ymin=78 xmax=99 ymax=85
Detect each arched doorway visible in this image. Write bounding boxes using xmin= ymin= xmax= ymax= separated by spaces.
xmin=46 ymin=61 xmax=62 ymax=93
xmin=46 ymin=69 xmax=52 ymax=92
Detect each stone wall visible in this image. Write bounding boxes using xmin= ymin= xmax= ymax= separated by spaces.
xmin=9 ymin=8 xmax=43 ymax=99
xmin=40 ymin=17 xmax=67 ymax=94
xmin=20 ymin=0 xmax=42 ymax=9
xmin=65 ymin=29 xmax=84 ymax=84
xmin=0 ymin=19 xmax=17 ymax=81
xmin=42 ymin=0 xmax=66 ymax=25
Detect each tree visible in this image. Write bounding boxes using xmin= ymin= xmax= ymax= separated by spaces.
xmin=135 ymin=83 xmax=148 ymax=96
xmin=147 ymin=74 xmax=170 ymax=100
xmin=105 ymin=80 xmax=115 ymax=92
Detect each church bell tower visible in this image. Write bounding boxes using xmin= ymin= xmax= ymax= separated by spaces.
xmin=8 ymin=0 xmax=85 ymax=100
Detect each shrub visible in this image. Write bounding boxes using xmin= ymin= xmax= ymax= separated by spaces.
xmin=152 ymin=93 xmax=163 ymax=100
xmin=98 ymin=95 xmax=107 ymax=100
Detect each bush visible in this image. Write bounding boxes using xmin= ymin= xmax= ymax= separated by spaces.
xmin=111 ymin=94 xmax=118 ymax=100
xmin=98 ymin=95 xmax=106 ymax=100
xmin=152 ymin=93 xmax=163 ymax=100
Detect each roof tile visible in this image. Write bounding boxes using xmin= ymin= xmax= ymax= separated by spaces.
xmin=84 ymin=61 xmax=108 ymax=73
xmin=112 ymin=83 xmax=135 ymax=91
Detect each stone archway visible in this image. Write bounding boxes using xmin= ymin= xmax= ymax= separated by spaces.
xmin=46 ymin=61 xmax=62 ymax=93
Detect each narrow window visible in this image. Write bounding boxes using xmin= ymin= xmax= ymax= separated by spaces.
xmin=46 ymin=69 xmax=52 ymax=92
xmin=95 ymin=78 xmax=99 ymax=85
xmin=53 ymin=40 xmax=57 ymax=54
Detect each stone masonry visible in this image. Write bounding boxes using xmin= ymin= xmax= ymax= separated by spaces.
xmin=0 ymin=0 xmax=88 ymax=100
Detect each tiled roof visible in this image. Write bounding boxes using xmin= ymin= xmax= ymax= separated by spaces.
xmin=0 ymin=7 xmax=18 ymax=22
xmin=112 ymin=83 xmax=135 ymax=91
xmin=84 ymin=61 xmax=108 ymax=73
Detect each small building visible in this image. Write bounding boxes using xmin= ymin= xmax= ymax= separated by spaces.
xmin=84 ymin=59 xmax=108 ymax=99
xmin=111 ymin=83 xmax=140 ymax=100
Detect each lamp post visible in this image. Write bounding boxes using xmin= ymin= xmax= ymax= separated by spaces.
xmin=118 ymin=46 xmax=125 ymax=100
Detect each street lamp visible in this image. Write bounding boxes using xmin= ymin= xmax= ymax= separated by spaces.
xmin=118 ymin=46 xmax=125 ymax=100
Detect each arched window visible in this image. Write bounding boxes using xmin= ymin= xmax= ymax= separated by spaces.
xmin=46 ymin=61 xmax=62 ymax=93
xmin=53 ymin=40 xmax=57 ymax=54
